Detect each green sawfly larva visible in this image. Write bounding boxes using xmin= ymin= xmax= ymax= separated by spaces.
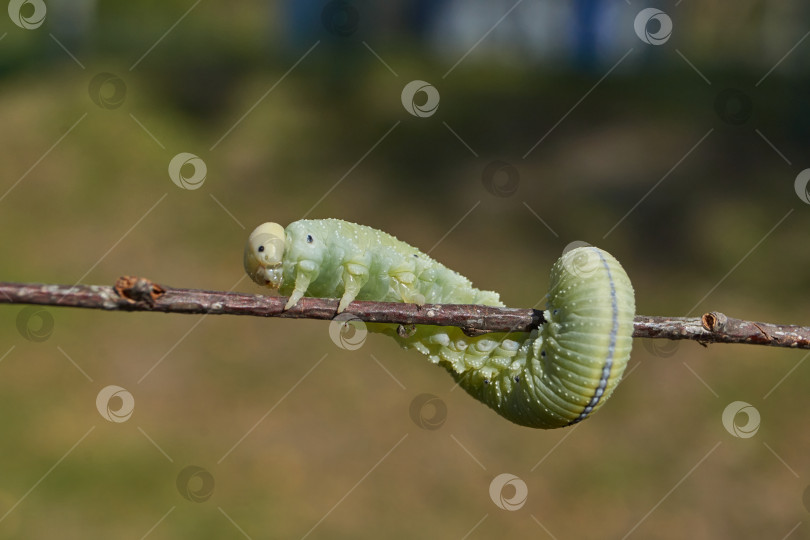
xmin=244 ymin=219 xmax=635 ymax=429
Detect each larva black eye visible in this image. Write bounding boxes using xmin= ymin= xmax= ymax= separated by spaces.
xmin=306 ymin=234 xmax=313 ymax=244
xmin=258 ymin=246 xmax=265 ymax=253
xmin=514 ymin=376 xmax=520 ymax=383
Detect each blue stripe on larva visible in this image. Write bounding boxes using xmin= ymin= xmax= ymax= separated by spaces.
xmin=568 ymin=248 xmax=619 ymax=425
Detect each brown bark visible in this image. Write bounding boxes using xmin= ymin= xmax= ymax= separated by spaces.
xmin=0 ymin=277 xmax=807 ymax=349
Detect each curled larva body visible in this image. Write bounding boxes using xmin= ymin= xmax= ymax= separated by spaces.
xmin=381 ymin=247 xmax=635 ymax=428
xmin=244 ymin=219 xmax=635 ymax=429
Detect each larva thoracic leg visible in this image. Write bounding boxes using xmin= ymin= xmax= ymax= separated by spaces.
xmin=285 ymin=260 xmax=319 ymax=310
xmin=339 ymin=262 xmax=370 ymax=312
xmin=244 ymin=219 xmax=635 ymax=429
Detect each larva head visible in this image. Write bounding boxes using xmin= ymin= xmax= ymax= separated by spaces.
xmin=244 ymin=222 xmax=287 ymax=289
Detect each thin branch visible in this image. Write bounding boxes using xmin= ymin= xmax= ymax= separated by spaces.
xmin=0 ymin=277 xmax=808 ymax=349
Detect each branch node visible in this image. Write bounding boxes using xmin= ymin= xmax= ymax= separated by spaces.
xmin=702 ymin=311 xmax=727 ymax=333
xmin=115 ymin=276 xmax=165 ymax=306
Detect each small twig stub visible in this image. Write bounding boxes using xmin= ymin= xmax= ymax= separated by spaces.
xmin=115 ymin=276 xmax=165 ymax=305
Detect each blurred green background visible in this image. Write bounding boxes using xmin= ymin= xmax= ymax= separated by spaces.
xmin=1 ymin=1 xmax=809 ymax=538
